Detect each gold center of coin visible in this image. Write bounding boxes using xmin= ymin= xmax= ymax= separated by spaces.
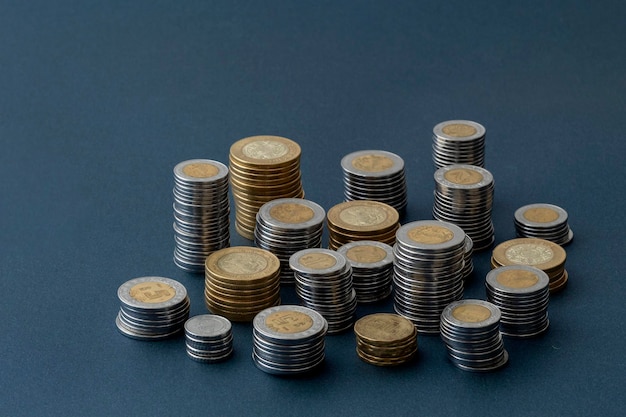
xmin=452 ymin=304 xmax=491 ymax=323
xmin=345 ymin=245 xmax=387 ymax=264
xmin=504 ymin=243 xmax=554 ymax=266
xmin=242 ymin=140 xmax=289 ymax=160
xmin=217 ymin=252 xmax=268 ymax=275
xmin=352 ymin=154 xmax=394 ymax=172
xmin=265 ymin=311 xmax=313 ymax=334
xmin=444 ymin=168 xmax=483 ymax=185
xmin=129 ymin=282 xmax=176 ymax=303
xmin=339 ymin=206 xmax=386 ymax=227
xmin=407 ymin=225 xmax=454 ymax=244
xmin=442 ymin=123 xmax=478 ymax=137
xmin=182 ymin=163 xmax=219 ymax=178
xmin=523 ymin=207 xmax=559 ymax=223
xmin=496 ymin=269 xmax=540 ymax=288
xmin=299 ymin=253 xmax=337 ymax=270
xmin=270 ymin=203 xmax=315 ymax=224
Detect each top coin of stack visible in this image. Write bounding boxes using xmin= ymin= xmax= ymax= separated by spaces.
xmin=229 ymin=135 xmax=304 ymax=240
xmin=354 ymin=313 xmax=418 ymax=366
xmin=514 ymin=203 xmax=573 ymax=246
xmin=432 ymin=120 xmax=486 ymax=169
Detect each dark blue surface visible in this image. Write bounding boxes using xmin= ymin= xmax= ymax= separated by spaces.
xmin=1 ymin=1 xmax=625 ymax=416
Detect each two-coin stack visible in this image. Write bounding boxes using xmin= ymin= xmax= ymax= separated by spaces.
xmin=254 ymin=198 xmax=325 ymax=285
xmin=116 ymin=276 xmax=190 ymax=340
xmin=252 ymin=305 xmax=328 ymax=375
xmin=337 ymin=240 xmax=394 ymax=303
xmin=184 ymin=314 xmax=234 ymax=363
xmin=205 ymin=247 xmax=281 ymax=322
xmin=432 ymin=120 xmax=486 ymax=169
xmin=514 ymin=203 xmax=573 ymax=246
xmin=354 ymin=313 xmax=418 ymax=366
xmin=172 ymin=159 xmax=230 ymax=273
xmin=229 ymin=135 xmax=305 ymax=240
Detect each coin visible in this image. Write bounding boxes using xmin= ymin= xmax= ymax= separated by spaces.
xmin=514 ymin=203 xmax=573 ymax=246
xmin=432 ymin=120 xmax=486 ymax=169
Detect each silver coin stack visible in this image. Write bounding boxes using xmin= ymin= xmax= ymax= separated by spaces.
xmin=340 ymin=150 xmax=408 ymax=215
xmin=440 ymin=299 xmax=509 ymax=372
xmin=254 ymin=198 xmax=325 ymax=284
xmin=485 ymin=265 xmax=550 ymax=338
xmin=432 ymin=120 xmax=486 ymax=169
xmin=514 ymin=203 xmax=573 ymax=245
xmin=184 ymin=314 xmax=234 ymax=363
xmin=115 ymin=276 xmax=190 ymax=341
xmin=290 ymin=248 xmax=357 ymax=334
xmin=433 ymin=164 xmax=495 ymax=251
xmin=173 ymin=159 xmax=230 ymax=273
xmin=462 ymin=235 xmax=474 ymax=281
xmin=337 ymin=240 xmax=394 ymax=303
xmin=392 ymin=220 xmax=466 ymax=334
xmin=252 ymin=305 xmax=328 ymax=375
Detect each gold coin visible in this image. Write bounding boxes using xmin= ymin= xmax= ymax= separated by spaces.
xmin=182 ymin=162 xmax=220 ymax=178
xmin=129 ymin=281 xmax=176 ymax=304
xmin=492 ymin=238 xmax=566 ymax=271
xmin=351 ymin=154 xmax=394 ymax=172
xmin=451 ymin=304 xmax=491 ymax=323
xmin=344 ymin=244 xmax=388 ymax=264
xmin=265 ymin=310 xmax=314 ymax=334
xmin=443 ymin=167 xmax=483 ymax=185
xmin=496 ymin=268 xmax=540 ymax=289
xmin=442 ymin=123 xmax=478 ymax=138
xmin=327 ymin=201 xmax=399 ymax=233
xmin=523 ymin=207 xmax=560 ymax=223
xmin=269 ymin=202 xmax=315 ymax=224
xmin=230 ymin=135 xmax=301 ymax=168
xmin=406 ymin=224 xmax=454 ymax=245
xmin=297 ymin=252 xmax=337 ymax=270
xmin=205 ymin=247 xmax=280 ymax=283
xmin=354 ymin=313 xmax=416 ymax=345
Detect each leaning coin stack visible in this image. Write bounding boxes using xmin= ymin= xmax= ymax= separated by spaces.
xmin=462 ymin=235 xmax=474 ymax=281
xmin=432 ymin=120 xmax=486 ymax=169
xmin=440 ymin=299 xmax=508 ymax=372
xmin=184 ymin=314 xmax=234 ymax=363
xmin=116 ymin=276 xmax=190 ymax=341
xmin=229 ymin=135 xmax=304 ymax=240
xmin=252 ymin=305 xmax=328 ymax=376
xmin=172 ymin=159 xmax=230 ymax=273
xmin=340 ymin=150 xmax=408 ymax=215
xmin=491 ymin=238 xmax=568 ymax=293
xmin=254 ymin=198 xmax=325 ymax=285
xmin=327 ymin=200 xmax=400 ymax=250
xmin=514 ymin=203 xmax=574 ymax=246
xmin=433 ymin=164 xmax=495 ymax=251
xmin=354 ymin=313 xmax=418 ymax=366
xmin=205 ymin=247 xmax=281 ymax=322
xmin=337 ymin=240 xmax=394 ymax=303
xmin=485 ymin=265 xmax=550 ymax=338
xmin=290 ymin=248 xmax=357 ymax=334
xmin=392 ymin=220 xmax=466 ymax=334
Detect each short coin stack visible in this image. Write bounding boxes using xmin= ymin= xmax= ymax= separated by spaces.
xmin=172 ymin=159 xmax=230 ymax=273
xmin=491 ymin=238 xmax=568 ymax=293
xmin=116 ymin=276 xmax=190 ymax=340
xmin=184 ymin=314 xmax=234 ymax=363
xmin=433 ymin=164 xmax=495 ymax=251
xmin=252 ymin=305 xmax=328 ymax=376
xmin=205 ymin=247 xmax=281 ymax=322
xmin=340 ymin=150 xmax=408 ymax=215
xmin=254 ymin=198 xmax=325 ymax=285
xmin=327 ymin=200 xmax=400 ymax=250
xmin=290 ymin=248 xmax=357 ymax=334
xmin=354 ymin=313 xmax=418 ymax=366
xmin=485 ymin=265 xmax=550 ymax=338
xmin=229 ymin=135 xmax=304 ymax=240
xmin=514 ymin=203 xmax=573 ymax=245
xmin=432 ymin=120 xmax=486 ymax=169
xmin=393 ymin=220 xmax=466 ymax=334
xmin=440 ymin=299 xmax=508 ymax=372
xmin=337 ymin=240 xmax=394 ymax=303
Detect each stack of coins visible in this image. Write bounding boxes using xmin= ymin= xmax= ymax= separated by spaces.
xmin=514 ymin=203 xmax=574 ymax=246
xmin=392 ymin=220 xmax=466 ymax=334
xmin=172 ymin=159 xmax=230 ymax=273
xmin=462 ymin=235 xmax=474 ymax=281
xmin=491 ymin=238 xmax=568 ymax=293
xmin=327 ymin=200 xmax=400 ymax=250
xmin=115 ymin=277 xmax=190 ymax=340
xmin=337 ymin=240 xmax=394 ymax=303
xmin=432 ymin=120 xmax=486 ymax=169
xmin=254 ymin=198 xmax=325 ymax=285
xmin=290 ymin=248 xmax=357 ymax=334
xmin=229 ymin=135 xmax=304 ymax=240
xmin=433 ymin=164 xmax=495 ymax=251
xmin=485 ymin=265 xmax=550 ymax=338
xmin=184 ymin=315 xmax=234 ymax=363
xmin=340 ymin=150 xmax=408 ymax=215
xmin=354 ymin=313 xmax=418 ymax=366
xmin=205 ymin=247 xmax=281 ymax=322
xmin=440 ymin=299 xmax=508 ymax=372
xmin=252 ymin=305 xmax=328 ymax=375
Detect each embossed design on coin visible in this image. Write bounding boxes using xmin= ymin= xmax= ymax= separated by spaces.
xmin=352 ymin=154 xmax=394 ymax=172
xmin=407 ymin=225 xmax=454 ymax=244
xmin=345 ymin=245 xmax=387 ymax=264
xmin=129 ymin=282 xmax=176 ymax=304
xmin=355 ymin=313 xmax=415 ymax=342
xmin=339 ymin=206 xmax=387 ymax=227
xmin=298 ymin=252 xmax=337 ymax=270
xmin=182 ymin=162 xmax=219 ymax=178
xmin=496 ymin=269 xmax=540 ymax=289
xmin=217 ymin=252 xmax=268 ymax=274
xmin=523 ymin=207 xmax=559 ymax=223
xmin=270 ymin=202 xmax=315 ymax=224
xmin=442 ymin=123 xmax=478 ymax=137
xmin=242 ymin=140 xmax=289 ymax=160
xmin=504 ymin=243 xmax=554 ymax=265
xmin=265 ymin=310 xmax=313 ymax=334
xmin=443 ymin=167 xmax=484 ymax=185
xmin=452 ymin=304 xmax=491 ymax=323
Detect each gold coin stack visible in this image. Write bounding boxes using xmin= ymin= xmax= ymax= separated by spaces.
xmin=491 ymin=238 xmax=568 ymax=294
xmin=354 ymin=313 xmax=418 ymax=366
xmin=326 ymin=200 xmax=400 ymax=250
xmin=205 ymin=247 xmax=281 ymax=322
xmin=229 ymin=135 xmax=304 ymax=240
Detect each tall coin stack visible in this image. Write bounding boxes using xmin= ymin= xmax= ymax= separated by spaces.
xmin=184 ymin=314 xmax=234 ymax=363
xmin=392 ymin=220 xmax=466 ymax=334
xmin=229 ymin=135 xmax=304 ymax=240
xmin=432 ymin=120 xmax=486 ymax=169
xmin=290 ymin=248 xmax=357 ymax=334
xmin=254 ymin=198 xmax=325 ymax=285
xmin=514 ymin=203 xmax=574 ymax=245
xmin=433 ymin=164 xmax=495 ymax=251
xmin=337 ymin=240 xmax=394 ymax=303
xmin=205 ymin=247 xmax=281 ymax=322
xmin=485 ymin=265 xmax=550 ymax=338
xmin=340 ymin=150 xmax=408 ymax=215
xmin=440 ymin=299 xmax=509 ymax=372
xmin=354 ymin=313 xmax=418 ymax=367
xmin=252 ymin=305 xmax=328 ymax=376
xmin=173 ymin=159 xmax=230 ymax=273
